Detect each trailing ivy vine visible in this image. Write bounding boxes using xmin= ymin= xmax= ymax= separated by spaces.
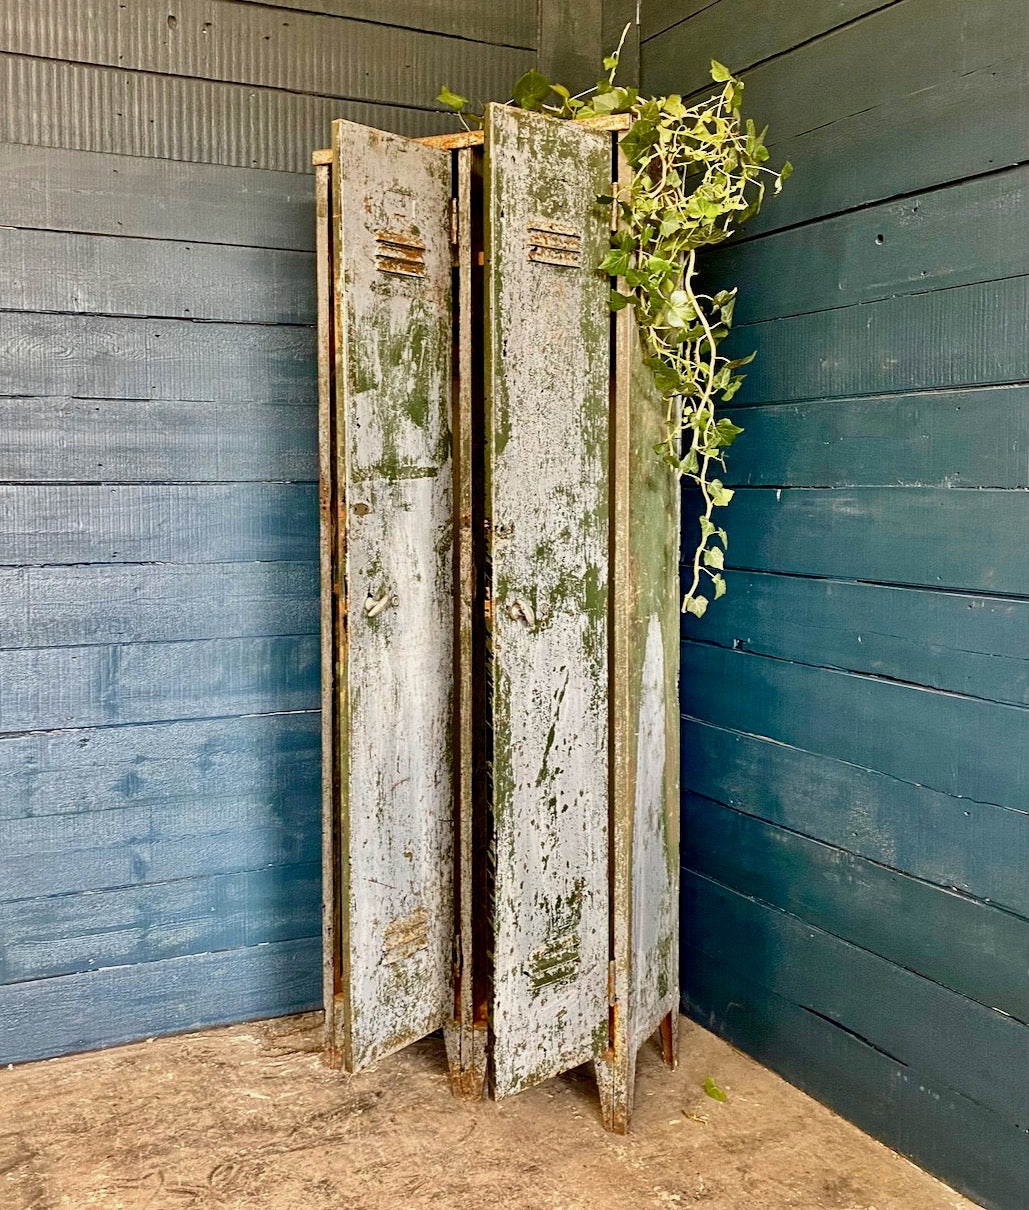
xmin=439 ymin=31 xmax=790 ymax=616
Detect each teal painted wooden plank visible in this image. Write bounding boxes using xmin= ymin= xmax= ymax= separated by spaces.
xmin=0 ymin=399 xmax=317 ymax=485
xmin=0 ymin=141 xmax=316 ymax=250
xmin=682 ymin=571 xmax=1029 ymax=706
xmin=0 ymin=863 xmax=320 ymax=985
xmin=0 ymin=0 xmax=532 ymax=117
xmin=538 ymin=0 xmax=605 ymax=93
xmin=683 ymin=795 xmax=1029 ymax=1019
xmin=0 ymin=562 xmax=318 ymax=648
xmin=722 ymin=386 xmax=1029 ymax=489
xmin=0 ymin=229 xmax=315 ymax=324
xmin=680 ymin=642 xmax=1029 ymax=812
xmin=0 ymin=936 xmax=320 ymax=1065
xmin=0 ymin=634 xmax=319 ymax=733
xmin=717 ymin=486 xmax=1029 ymax=595
xmin=0 ymin=712 xmax=320 ymax=823
xmin=640 ymin=0 xmax=716 ymax=42
xmin=0 ymin=313 xmax=315 ymax=402
xmin=0 ymin=52 xmax=455 ymax=173
xmin=0 ymin=484 xmax=317 ymax=566
xmin=728 ymin=275 xmax=1029 ymax=406
xmin=5 ymin=790 xmax=320 ymax=900
xmin=681 ymin=946 xmax=1029 ymax=1210
xmin=642 ymin=0 xmax=894 ymax=92
xmin=681 ymin=871 xmax=1029 ymax=1126
xmin=682 ymin=717 xmax=1029 ymax=919
xmin=747 ymin=50 xmax=1029 ymax=237
xmin=645 ymin=0 xmax=1029 ymax=237
xmin=245 ymin=0 xmax=537 ymax=46
xmin=709 ymin=165 xmax=1029 ymax=327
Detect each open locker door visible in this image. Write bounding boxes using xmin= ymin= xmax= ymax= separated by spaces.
xmin=483 ymin=104 xmax=613 ymax=1097
xmin=322 ymin=119 xmax=456 ymax=1072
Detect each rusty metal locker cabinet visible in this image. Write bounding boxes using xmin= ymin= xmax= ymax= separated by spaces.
xmin=315 ymin=104 xmax=679 ymax=1132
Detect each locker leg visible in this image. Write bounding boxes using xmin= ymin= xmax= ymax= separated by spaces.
xmin=593 ymin=1046 xmax=637 ymax=1134
xmin=658 ymin=1009 xmax=679 ymax=1070
xmin=443 ymin=1020 xmax=487 ymax=1101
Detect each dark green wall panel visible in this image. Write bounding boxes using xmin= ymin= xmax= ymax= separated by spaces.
xmin=653 ymin=3 xmax=1029 ymax=1201
xmin=682 ymin=947 xmax=1029 ymax=1210
xmin=722 ymin=386 xmax=1029 ymax=489
xmin=683 ymin=570 xmax=1029 ymax=705
xmin=682 ymin=717 xmax=1029 ymax=919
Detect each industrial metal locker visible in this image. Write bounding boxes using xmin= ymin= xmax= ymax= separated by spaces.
xmin=314 ymin=103 xmax=679 ymax=1131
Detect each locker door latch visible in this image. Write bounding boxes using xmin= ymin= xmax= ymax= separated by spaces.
xmin=364 ymin=588 xmax=398 ymax=618
xmin=505 ymin=597 xmax=535 ymax=628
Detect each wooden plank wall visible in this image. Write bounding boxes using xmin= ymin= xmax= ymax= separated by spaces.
xmin=0 ymin=0 xmax=535 ymax=1065
xmin=642 ymin=3 xmax=1029 ymax=1206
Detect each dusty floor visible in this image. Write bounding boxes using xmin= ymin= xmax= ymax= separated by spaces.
xmin=2 ymin=1013 xmax=976 ymax=1210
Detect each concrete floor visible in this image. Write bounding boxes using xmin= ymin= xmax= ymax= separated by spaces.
xmin=1 ymin=1013 xmax=976 ymax=1210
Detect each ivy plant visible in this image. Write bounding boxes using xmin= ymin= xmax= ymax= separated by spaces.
xmin=439 ymin=31 xmax=790 ymax=616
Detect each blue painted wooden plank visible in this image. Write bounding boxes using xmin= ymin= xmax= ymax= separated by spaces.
xmin=0 ymin=484 xmax=317 ymax=566
xmin=681 ymin=946 xmax=1029 ymax=1210
xmin=683 ymin=794 xmax=1029 ymax=1019
xmin=0 ymin=0 xmax=533 ymax=116
xmin=682 ymin=571 xmax=1029 ymax=706
xmin=0 ymin=635 xmax=320 ymax=733
xmin=0 ymin=862 xmax=320 ymax=984
xmin=0 ymin=312 xmax=315 ymax=402
xmin=680 ymin=643 xmax=1029 ymax=812
xmin=4 ymin=791 xmax=321 ymax=900
xmin=0 ymin=398 xmax=317 ymax=485
xmin=0 ymin=52 xmax=456 ymax=173
xmin=727 ymin=275 xmax=1029 ymax=406
xmin=713 ymin=486 xmax=1029 ymax=596
xmin=682 ymin=717 xmax=1029 ymax=919
xmin=0 ymin=937 xmax=321 ymax=1065
xmin=0 ymin=562 xmax=318 ymax=648
xmin=681 ymin=871 xmax=1029 ymax=1126
xmin=0 ymin=229 xmax=315 ymax=325
xmin=709 ymin=165 xmax=1029 ymax=327
xmin=0 ymin=712 xmax=320 ymax=823
xmin=721 ymin=385 xmax=1029 ymax=490
xmin=0 ymin=141 xmax=317 ymax=250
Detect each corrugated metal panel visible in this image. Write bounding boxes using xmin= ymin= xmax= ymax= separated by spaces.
xmin=240 ymin=0 xmax=537 ymax=47
xmin=0 ymin=0 xmax=531 ymax=110
xmin=0 ymin=52 xmax=453 ymax=170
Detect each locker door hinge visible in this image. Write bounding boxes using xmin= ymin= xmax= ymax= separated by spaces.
xmin=450 ymin=197 xmax=460 ymax=259
xmin=607 ymin=959 xmax=617 ymax=1006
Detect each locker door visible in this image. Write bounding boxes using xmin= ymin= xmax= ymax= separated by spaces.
xmin=483 ymin=104 xmax=613 ymax=1096
xmin=324 ymin=119 xmax=455 ymax=1071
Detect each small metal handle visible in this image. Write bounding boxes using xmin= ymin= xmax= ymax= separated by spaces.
xmin=506 ymin=597 xmax=535 ymax=628
xmin=364 ymin=589 xmax=397 ymax=618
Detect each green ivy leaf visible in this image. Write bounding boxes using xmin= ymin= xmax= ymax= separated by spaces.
xmin=512 ymin=69 xmax=553 ymax=111
xmin=609 ymin=289 xmax=633 ymax=311
xmin=710 ymin=61 xmax=733 ymax=83
xmin=708 ymin=480 xmax=735 ymax=507
xmin=703 ymin=546 xmax=725 ymax=570
xmin=712 ymin=573 xmax=727 ymax=599
xmin=437 ymin=86 xmax=468 ymax=112
xmin=684 ymin=594 xmax=709 ymax=618
xmin=703 ymin=1076 xmax=728 ymax=1101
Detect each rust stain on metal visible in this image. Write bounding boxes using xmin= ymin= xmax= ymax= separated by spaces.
xmin=375 ymin=230 xmax=427 ymax=278
xmin=526 ymin=220 xmax=583 ymax=267
xmin=383 ymin=907 xmax=431 ymax=963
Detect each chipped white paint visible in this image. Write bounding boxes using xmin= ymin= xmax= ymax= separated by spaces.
xmin=329 ymin=119 xmax=454 ymax=1071
xmin=484 ymin=104 xmax=612 ymax=1098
